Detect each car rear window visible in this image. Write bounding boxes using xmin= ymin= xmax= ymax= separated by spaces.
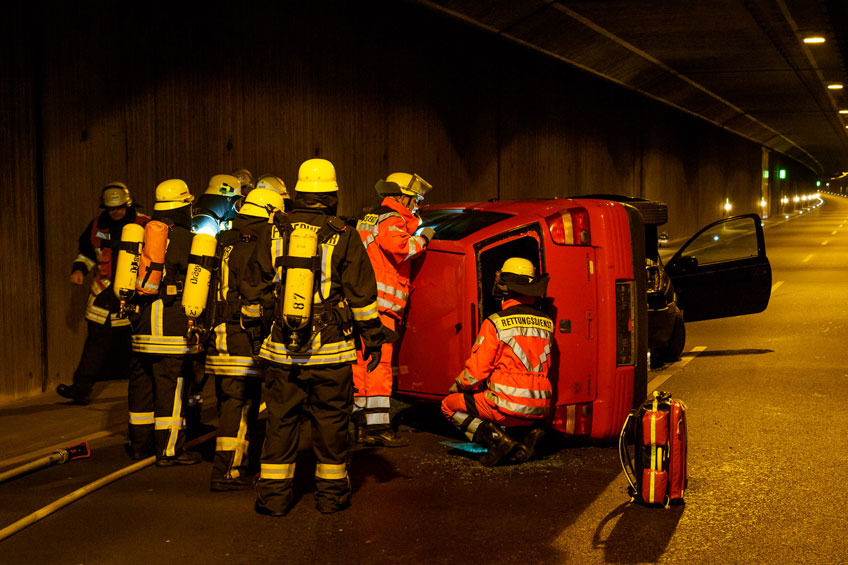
xmin=417 ymin=209 xmax=513 ymax=241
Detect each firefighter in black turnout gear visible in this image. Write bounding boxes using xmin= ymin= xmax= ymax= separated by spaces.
xmin=58 ymin=182 xmax=149 ymax=404
xmin=246 ymin=158 xmax=385 ymax=516
xmin=205 ymin=186 xmax=286 ymax=491
xmin=126 ymin=179 xmax=204 ymax=465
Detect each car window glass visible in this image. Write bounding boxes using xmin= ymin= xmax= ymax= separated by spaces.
xmin=680 ymin=216 xmax=759 ymax=265
xmin=418 ymin=210 xmax=513 ymax=241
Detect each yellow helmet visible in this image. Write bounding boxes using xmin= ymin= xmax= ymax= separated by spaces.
xmin=501 ymin=257 xmax=535 ymax=278
xmin=255 ymin=174 xmax=290 ymax=198
xmin=240 ymin=188 xmax=284 ymax=218
xmin=154 ymin=179 xmax=194 ymax=210
xmin=205 ymin=174 xmax=242 ymax=197
xmin=376 ymin=172 xmax=433 ymax=199
xmin=295 ymin=158 xmax=338 ymax=193
xmin=101 ymin=181 xmax=132 ymax=208
xmin=230 ymin=168 xmax=254 ymax=192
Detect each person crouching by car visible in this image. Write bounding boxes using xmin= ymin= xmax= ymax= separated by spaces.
xmin=441 ymin=257 xmax=553 ymax=466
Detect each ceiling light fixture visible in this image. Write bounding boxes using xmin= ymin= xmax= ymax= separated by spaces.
xmin=803 ymin=36 xmax=826 ymax=44
xmin=841 ymin=110 xmax=848 ymax=114
xmin=828 ymin=83 xmax=844 ymax=90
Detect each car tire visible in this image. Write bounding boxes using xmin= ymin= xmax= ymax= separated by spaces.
xmin=658 ymin=314 xmax=686 ymax=363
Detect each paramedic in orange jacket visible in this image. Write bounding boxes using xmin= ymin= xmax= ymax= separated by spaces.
xmin=352 ymin=173 xmax=435 ymax=447
xmin=441 ymin=258 xmax=553 ymax=466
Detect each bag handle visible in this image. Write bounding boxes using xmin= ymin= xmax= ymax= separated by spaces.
xmin=618 ymin=410 xmax=639 ymax=497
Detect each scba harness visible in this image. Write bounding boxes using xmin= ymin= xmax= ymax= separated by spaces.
xmin=272 ymin=211 xmax=354 ymax=351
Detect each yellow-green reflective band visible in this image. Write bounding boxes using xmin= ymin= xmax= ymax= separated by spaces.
xmin=241 ymin=304 xmax=261 ymax=317
xmin=351 ymin=301 xmax=379 ymax=320
xmin=315 ymin=463 xmax=348 ymax=480
xmin=216 ymin=436 xmax=247 ymax=451
xmin=154 ymin=417 xmax=186 ymax=430
xmin=261 ymin=463 xmax=295 ymax=480
xmin=76 ymin=254 xmax=96 ymax=269
xmin=129 ymin=411 xmax=155 ymax=425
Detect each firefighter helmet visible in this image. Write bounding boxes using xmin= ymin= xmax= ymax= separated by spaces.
xmin=154 ymin=179 xmax=194 ymax=210
xmin=255 ymin=174 xmax=290 ymax=198
xmin=240 ymin=188 xmax=283 ymax=218
xmin=101 ymin=182 xmax=132 ymax=208
xmin=295 ymin=159 xmax=338 ymax=193
xmin=493 ymin=257 xmax=549 ymax=298
xmin=204 ymin=174 xmax=242 ymax=197
xmin=375 ymin=172 xmax=432 ymax=199
xmin=230 ymin=168 xmax=255 ymax=192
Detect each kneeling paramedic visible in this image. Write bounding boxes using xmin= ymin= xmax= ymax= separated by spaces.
xmin=441 ymin=258 xmax=553 ymax=466
xmin=244 ymin=158 xmax=386 ymax=515
xmin=125 ymin=179 xmax=204 ymax=466
xmin=352 ymin=172 xmax=434 ymax=447
xmin=205 ymin=185 xmax=285 ymax=491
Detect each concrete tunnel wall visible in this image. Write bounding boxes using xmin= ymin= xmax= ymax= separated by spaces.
xmin=0 ymin=0 xmax=819 ymax=402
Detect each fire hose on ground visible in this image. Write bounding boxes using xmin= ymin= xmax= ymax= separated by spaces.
xmin=0 ymin=430 xmax=217 ymax=542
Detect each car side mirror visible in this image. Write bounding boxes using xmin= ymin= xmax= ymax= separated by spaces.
xmin=669 ymin=255 xmax=698 ymax=274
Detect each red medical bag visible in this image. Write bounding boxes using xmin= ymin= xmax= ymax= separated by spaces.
xmin=619 ymin=390 xmax=687 ymax=506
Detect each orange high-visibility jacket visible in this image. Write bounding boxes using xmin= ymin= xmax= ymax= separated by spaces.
xmin=356 ymin=197 xmax=428 ymax=320
xmin=455 ymin=299 xmax=554 ymax=419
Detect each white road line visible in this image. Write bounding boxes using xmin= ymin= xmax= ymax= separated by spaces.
xmin=822 ymin=240 xmax=829 ymax=246
xmin=648 ymin=346 xmax=707 ymax=391
xmin=801 ymin=254 xmax=813 ymax=263
xmin=771 ymin=281 xmax=784 ymax=292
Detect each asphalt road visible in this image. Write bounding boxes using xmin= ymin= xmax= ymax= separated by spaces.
xmin=3 ymin=195 xmax=848 ymax=564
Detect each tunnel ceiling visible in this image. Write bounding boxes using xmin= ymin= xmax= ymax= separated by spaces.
xmin=411 ymin=0 xmax=848 ymax=179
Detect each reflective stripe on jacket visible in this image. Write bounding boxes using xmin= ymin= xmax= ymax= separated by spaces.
xmin=356 ymin=197 xmax=428 ymax=319
xmin=76 ymin=210 xmax=149 ymax=325
xmin=455 ymin=299 xmax=554 ymax=419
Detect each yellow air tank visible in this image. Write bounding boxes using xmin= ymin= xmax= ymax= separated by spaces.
xmin=113 ymin=223 xmax=145 ymax=305
xmin=282 ymin=227 xmax=318 ymax=336
xmin=182 ymin=233 xmax=218 ymax=321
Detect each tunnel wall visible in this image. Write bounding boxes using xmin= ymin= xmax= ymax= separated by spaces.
xmin=0 ymin=0 xmax=818 ymax=402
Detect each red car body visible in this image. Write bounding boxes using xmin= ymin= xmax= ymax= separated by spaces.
xmin=394 ymin=198 xmax=648 ymax=442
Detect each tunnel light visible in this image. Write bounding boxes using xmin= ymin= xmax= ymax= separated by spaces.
xmin=723 ymin=199 xmax=732 ymax=212
xmin=841 ymin=110 xmax=848 ymax=114
xmin=803 ymin=36 xmax=826 ymax=44
xmin=785 ymin=215 xmax=790 ymax=219
xmin=713 ymin=235 xmax=720 ymax=241
xmin=779 ymin=169 xmax=787 ymax=179
xmin=828 ymin=83 xmax=844 ymax=90
xmin=793 ymin=196 xmax=801 ymax=203
xmin=760 ymin=198 xmax=767 ymax=208
xmin=781 ymin=197 xmax=789 ymax=204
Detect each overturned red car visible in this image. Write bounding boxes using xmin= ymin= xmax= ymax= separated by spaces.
xmin=394 ymin=198 xmax=771 ymax=442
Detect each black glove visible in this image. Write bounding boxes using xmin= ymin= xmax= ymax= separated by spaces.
xmin=382 ymin=325 xmax=401 ymax=344
xmin=419 ymin=227 xmax=436 ymax=242
xmin=364 ymin=347 xmax=382 ymax=372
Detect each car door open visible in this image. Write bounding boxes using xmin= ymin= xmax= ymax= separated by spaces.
xmin=664 ymin=214 xmax=771 ymax=322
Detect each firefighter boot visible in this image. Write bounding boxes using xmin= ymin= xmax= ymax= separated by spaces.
xmin=352 ymin=409 xmax=367 ymax=444
xmin=475 ymin=422 xmax=519 ymax=467
xmin=511 ymin=428 xmax=546 ymax=464
xmin=360 ymin=425 xmax=409 ymax=448
xmin=56 ymin=384 xmax=91 ymax=406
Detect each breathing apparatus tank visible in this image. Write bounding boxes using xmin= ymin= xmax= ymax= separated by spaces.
xmin=136 ymin=220 xmax=170 ymax=295
xmin=112 ymin=223 xmax=145 ymax=316
xmin=182 ymin=233 xmax=218 ymax=343
xmin=282 ymin=227 xmax=319 ymax=349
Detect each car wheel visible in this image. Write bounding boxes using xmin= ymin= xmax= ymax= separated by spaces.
xmin=658 ymin=314 xmax=686 ymax=363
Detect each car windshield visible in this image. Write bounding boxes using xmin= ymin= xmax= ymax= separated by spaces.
xmin=417 ymin=209 xmax=513 ymax=241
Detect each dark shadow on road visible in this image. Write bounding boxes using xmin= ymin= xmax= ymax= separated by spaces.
xmin=593 ymin=501 xmax=685 ymax=563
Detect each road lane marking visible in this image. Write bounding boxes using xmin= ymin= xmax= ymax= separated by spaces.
xmin=648 ymin=346 xmax=707 ymax=391
xmin=833 ymin=231 xmax=838 ymax=235
xmin=801 ymin=254 xmax=813 ymax=263
xmin=771 ymin=281 xmax=784 ymax=292
xmin=822 ymin=240 xmax=829 ymax=246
